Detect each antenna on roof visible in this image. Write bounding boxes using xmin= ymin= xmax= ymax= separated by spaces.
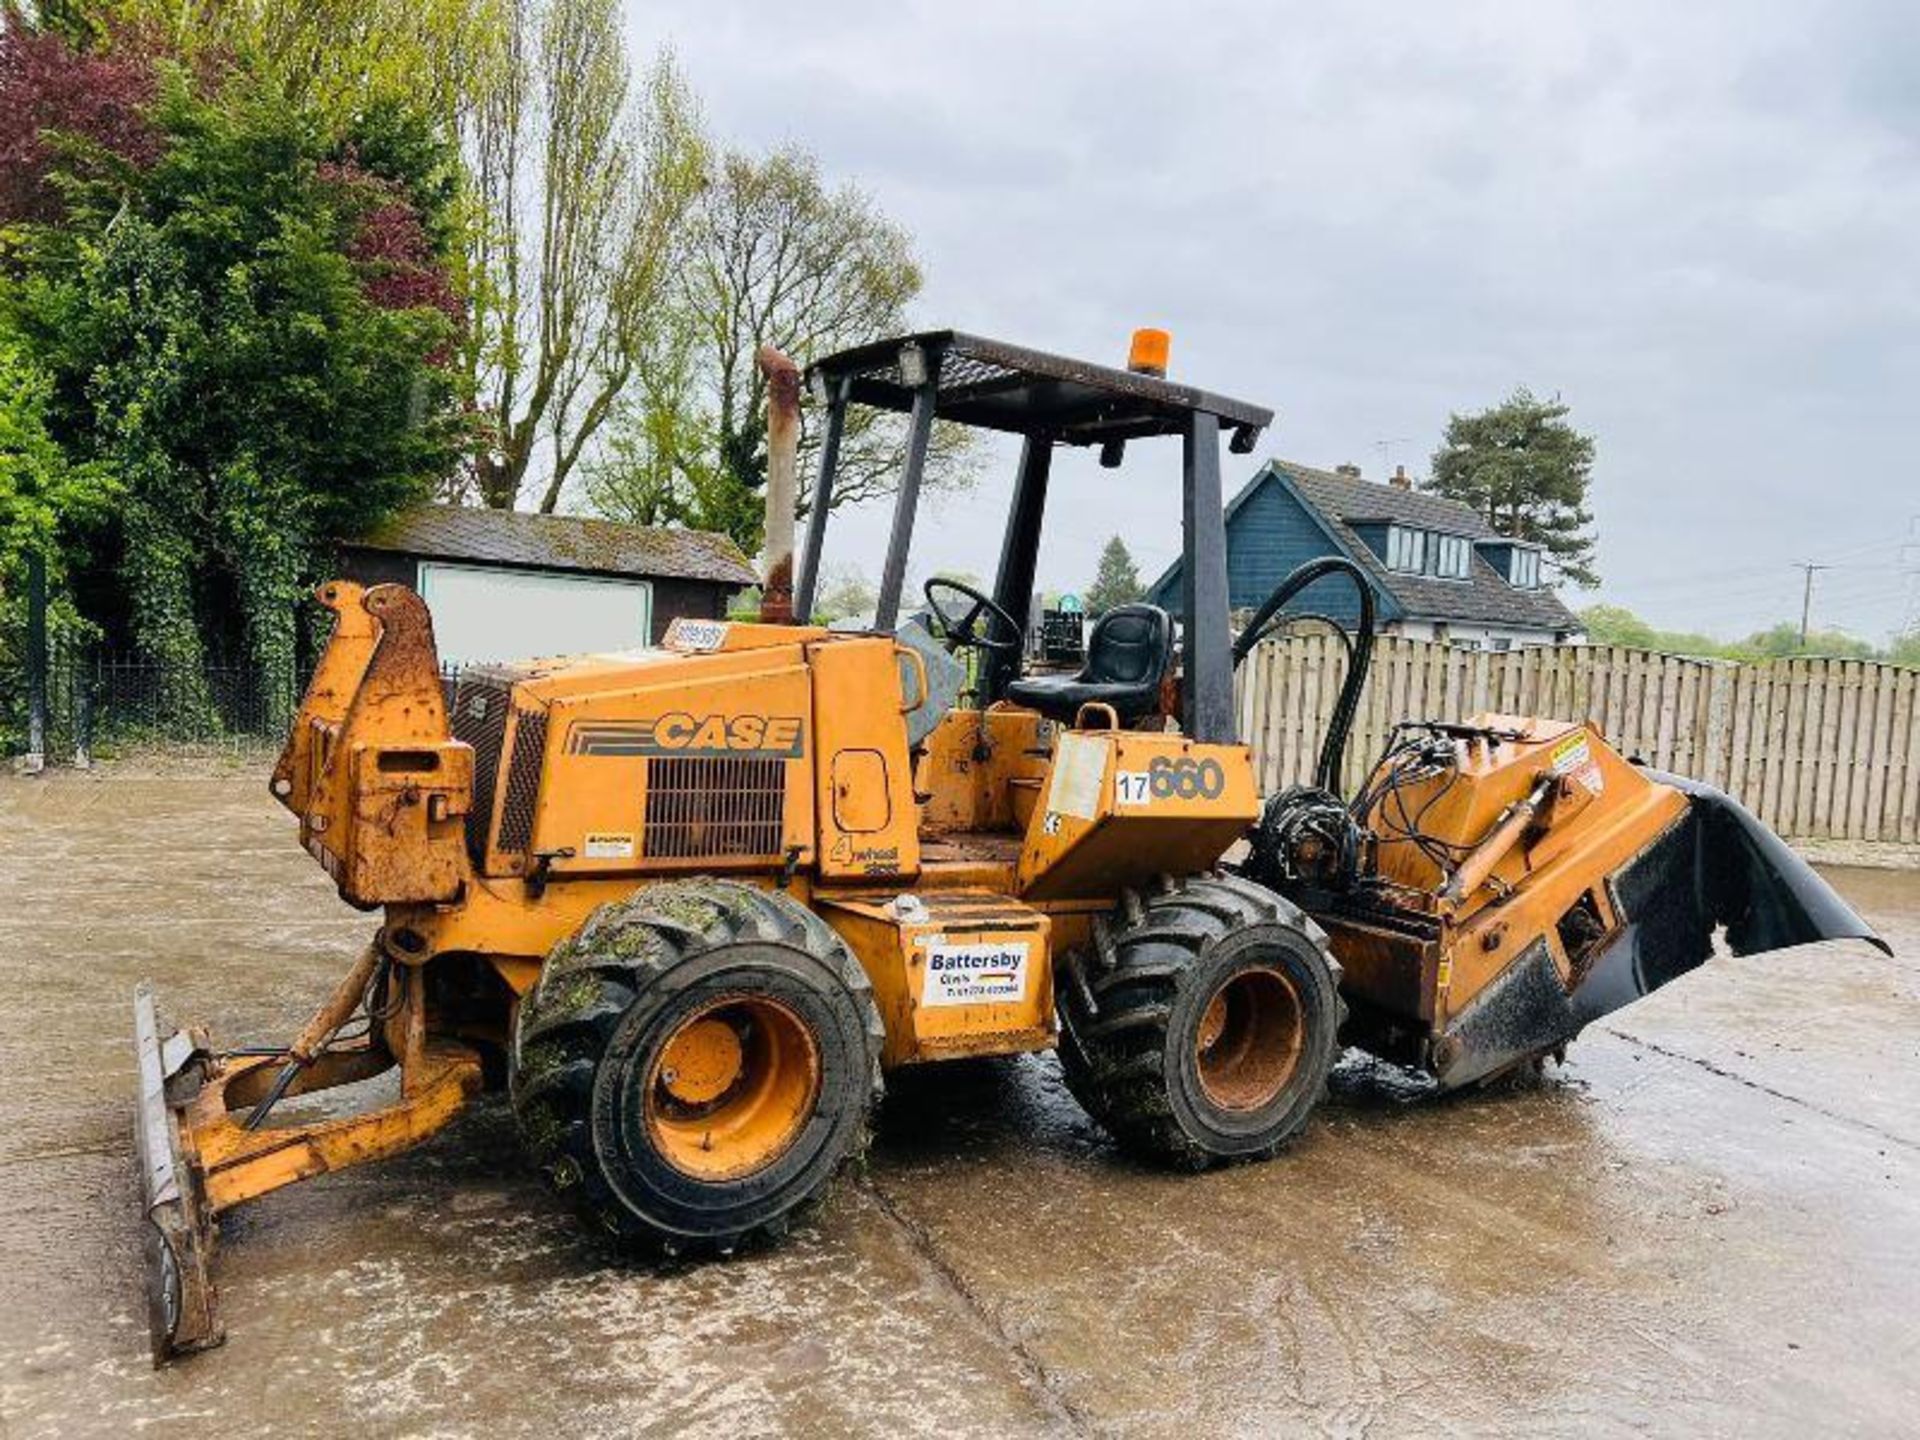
xmin=1372 ymin=437 xmax=1412 ymax=470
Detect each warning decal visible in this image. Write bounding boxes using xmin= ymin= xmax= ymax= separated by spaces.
xmin=1548 ymin=734 xmax=1592 ymax=775
xmin=1548 ymin=732 xmax=1605 ymax=796
xmin=921 ymin=939 xmax=1030 ymax=1008
xmin=583 ymin=831 xmax=635 ymax=859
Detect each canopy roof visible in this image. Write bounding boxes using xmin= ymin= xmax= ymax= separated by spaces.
xmin=806 ymin=330 xmax=1273 ymax=446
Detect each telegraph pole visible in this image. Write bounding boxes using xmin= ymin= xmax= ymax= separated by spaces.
xmin=1796 ymin=562 xmax=1829 ymax=647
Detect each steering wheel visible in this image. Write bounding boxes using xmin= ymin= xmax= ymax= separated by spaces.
xmin=921 ymin=578 xmax=1024 ymax=659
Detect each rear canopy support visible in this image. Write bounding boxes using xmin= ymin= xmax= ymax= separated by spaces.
xmin=793 ymin=380 xmax=846 ymax=622
xmin=873 ymin=349 xmax=938 ymax=633
xmin=1181 ymin=410 xmax=1234 ymax=743
xmin=985 ymin=434 xmax=1054 ymax=702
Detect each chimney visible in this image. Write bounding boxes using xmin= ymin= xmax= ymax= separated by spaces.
xmin=1335 ymin=462 xmax=1361 ymax=478
xmin=1390 ymin=464 xmax=1412 ymax=491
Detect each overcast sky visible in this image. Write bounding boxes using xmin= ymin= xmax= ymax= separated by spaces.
xmin=636 ymin=0 xmax=1919 ymax=643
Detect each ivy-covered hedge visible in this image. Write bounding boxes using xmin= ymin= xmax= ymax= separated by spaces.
xmin=0 ymin=16 xmax=465 ymax=734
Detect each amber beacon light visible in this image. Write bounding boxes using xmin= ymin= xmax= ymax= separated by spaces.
xmin=1128 ymin=327 xmax=1171 ymax=377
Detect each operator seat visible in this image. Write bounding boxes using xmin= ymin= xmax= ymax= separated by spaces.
xmin=1004 ymin=603 xmax=1172 ymax=725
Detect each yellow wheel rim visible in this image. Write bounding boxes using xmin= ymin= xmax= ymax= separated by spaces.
xmin=645 ymin=995 xmax=821 ymax=1182
xmin=1194 ymin=966 xmax=1304 ymax=1112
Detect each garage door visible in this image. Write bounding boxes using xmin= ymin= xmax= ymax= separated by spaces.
xmin=418 ymin=562 xmax=653 ymax=665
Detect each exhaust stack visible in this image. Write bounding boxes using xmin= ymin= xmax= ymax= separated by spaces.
xmin=757 ymin=345 xmax=801 ymax=623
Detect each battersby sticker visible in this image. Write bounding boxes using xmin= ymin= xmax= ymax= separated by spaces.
xmin=921 ymin=939 xmax=1030 ymax=1007
xmin=566 ymin=712 xmax=805 ymax=758
xmin=664 ymin=618 xmax=729 ymax=652
xmin=582 ymin=831 xmax=635 ymax=859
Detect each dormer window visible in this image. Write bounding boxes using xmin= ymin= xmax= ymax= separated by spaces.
xmin=1432 ymin=534 xmax=1472 ymax=580
xmin=1383 ymin=525 xmax=1471 ymax=579
xmin=1385 ymin=526 xmax=1425 ymax=572
xmin=1469 ymin=538 xmax=1544 ymax=589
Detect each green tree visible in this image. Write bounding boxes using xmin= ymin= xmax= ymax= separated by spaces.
xmin=1085 ymin=536 xmax=1143 ymax=615
xmin=0 ymin=326 xmax=116 ymax=736
xmin=102 ymin=0 xmax=709 ymax=516
xmin=97 ymin=0 xmax=508 ymax=128
xmin=1888 ymin=626 xmax=1920 ymax=668
xmin=1428 ymin=388 xmax=1598 ymax=587
xmin=4 ymin=34 xmax=463 ymax=717
xmin=463 ymin=2 xmax=705 ymax=511
xmin=1578 ymin=603 xmax=1892 ymax=662
xmin=1734 ymin=622 xmax=1878 ymax=662
xmin=811 ymin=564 xmax=875 ymax=624
xmin=1576 ymin=603 xmax=1730 ymax=658
xmin=585 ymin=146 xmax=972 ymax=552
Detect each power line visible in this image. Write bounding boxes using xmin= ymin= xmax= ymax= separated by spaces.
xmin=1616 ymin=536 xmax=1910 ymax=597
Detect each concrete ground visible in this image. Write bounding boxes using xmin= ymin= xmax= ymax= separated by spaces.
xmin=1 ymin=767 xmax=1915 ymax=1439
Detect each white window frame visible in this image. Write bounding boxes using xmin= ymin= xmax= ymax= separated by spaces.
xmin=1433 ymin=534 xmax=1472 ymax=580
xmin=1386 ymin=525 xmax=1426 ymax=573
xmin=1509 ymin=548 xmax=1541 ymax=589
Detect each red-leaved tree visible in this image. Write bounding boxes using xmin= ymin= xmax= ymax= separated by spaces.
xmin=317 ymin=158 xmax=464 ymax=357
xmin=0 ymin=17 xmax=162 ymax=224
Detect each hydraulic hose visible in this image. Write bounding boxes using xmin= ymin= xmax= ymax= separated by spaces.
xmin=1231 ymin=557 xmax=1376 ymax=795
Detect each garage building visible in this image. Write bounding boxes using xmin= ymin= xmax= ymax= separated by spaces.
xmin=337 ymin=504 xmax=758 ymax=665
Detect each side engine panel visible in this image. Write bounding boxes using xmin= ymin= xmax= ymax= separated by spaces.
xmin=483 ymin=645 xmax=820 ymax=880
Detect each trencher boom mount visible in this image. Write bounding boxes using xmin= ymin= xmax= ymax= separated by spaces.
xmin=135 ymin=329 xmax=1885 ymax=1362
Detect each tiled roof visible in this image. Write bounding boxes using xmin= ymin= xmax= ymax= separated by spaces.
xmin=1264 ymin=461 xmax=1581 ymax=632
xmin=349 ymin=504 xmax=758 ymax=587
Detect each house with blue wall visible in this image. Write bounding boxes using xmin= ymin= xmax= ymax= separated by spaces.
xmin=1146 ymin=459 xmax=1581 ymax=650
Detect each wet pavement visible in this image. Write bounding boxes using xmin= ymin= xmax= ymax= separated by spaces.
xmin=1 ymin=769 xmax=1915 ymax=1438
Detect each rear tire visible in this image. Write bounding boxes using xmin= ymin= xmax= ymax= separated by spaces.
xmin=511 ymin=879 xmax=884 ymax=1256
xmin=1057 ymin=873 xmax=1343 ymax=1169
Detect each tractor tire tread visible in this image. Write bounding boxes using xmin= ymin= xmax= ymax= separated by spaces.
xmin=511 ymin=878 xmax=883 ymax=1259
xmin=1056 ymin=872 xmax=1341 ymax=1170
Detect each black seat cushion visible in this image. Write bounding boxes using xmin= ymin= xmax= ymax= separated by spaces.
xmin=1004 ymin=604 xmax=1172 ymax=723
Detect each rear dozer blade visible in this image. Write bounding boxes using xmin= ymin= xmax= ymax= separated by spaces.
xmin=134 ymin=982 xmax=224 ymax=1364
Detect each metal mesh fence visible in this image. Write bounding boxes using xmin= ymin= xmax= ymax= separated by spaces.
xmin=5 ymin=644 xmax=467 ymax=765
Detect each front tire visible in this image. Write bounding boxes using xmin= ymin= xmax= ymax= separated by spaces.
xmin=511 ymin=879 xmax=883 ymax=1255
xmin=1057 ymin=873 xmax=1343 ymax=1169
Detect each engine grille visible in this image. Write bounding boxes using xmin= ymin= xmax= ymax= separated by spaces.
xmin=450 ymin=674 xmax=511 ymax=862
xmin=497 ymin=708 xmax=548 ymax=855
xmin=643 ymin=756 xmax=786 ymax=860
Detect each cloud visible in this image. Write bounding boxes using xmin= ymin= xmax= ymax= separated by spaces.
xmin=638 ymin=0 xmax=1920 ymax=641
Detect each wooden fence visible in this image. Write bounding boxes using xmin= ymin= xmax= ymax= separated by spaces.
xmin=1234 ymin=636 xmax=1920 ymax=844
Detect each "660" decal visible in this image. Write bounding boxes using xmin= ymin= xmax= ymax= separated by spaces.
xmin=1115 ymin=755 xmax=1227 ymax=805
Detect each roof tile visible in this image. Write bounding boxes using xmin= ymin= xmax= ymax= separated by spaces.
xmin=1272 ymin=461 xmax=1580 ymax=632
xmin=350 ymin=504 xmax=758 ymax=587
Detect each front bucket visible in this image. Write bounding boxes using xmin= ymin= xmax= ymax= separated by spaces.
xmin=134 ymin=982 xmax=224 ymax=1364
xmin=1431 ymin=778 xmax=1891 ymax=1089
